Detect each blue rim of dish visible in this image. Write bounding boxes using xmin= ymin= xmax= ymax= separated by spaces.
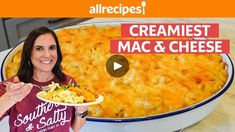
xmin=0 ymin=22 xmax=234 ymax=123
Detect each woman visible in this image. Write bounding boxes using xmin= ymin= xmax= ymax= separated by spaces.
xmin=0 ymin=27 xmax=87 ymax=132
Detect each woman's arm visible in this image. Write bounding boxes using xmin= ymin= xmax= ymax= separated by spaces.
xmin=0 ymin=93 xmax=16 ymax=118
xmin=71 ymin=106 xmax=88 ymax=132
xmin=71 ymin=115 xmax=86 ymax=132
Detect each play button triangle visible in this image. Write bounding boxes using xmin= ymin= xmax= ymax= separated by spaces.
xmin=114 ymin=62 xmax=122 ymax=70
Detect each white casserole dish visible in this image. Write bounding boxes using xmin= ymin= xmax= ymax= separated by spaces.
xmin=1 ymin=22 xmax=234 ymax=132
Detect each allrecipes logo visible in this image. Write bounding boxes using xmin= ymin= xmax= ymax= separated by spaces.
xmin=89 ymin=0 xmax=146 ymax=16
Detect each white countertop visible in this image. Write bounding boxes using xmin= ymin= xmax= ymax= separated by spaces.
xmin=0 ymin=18 xmax=234 ymax=132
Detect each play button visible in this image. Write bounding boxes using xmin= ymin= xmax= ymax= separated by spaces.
xmin=106 ymin=55 xmax=129 ymax=77
xmin=114 ymin=62 xmax=122 ymax=70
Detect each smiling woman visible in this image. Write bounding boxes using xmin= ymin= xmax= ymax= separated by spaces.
xmin=0 ymin=27 xmax=88 ymax=132
xmin=30 ymin=34 xmax=58 ymax=79
xmin=16 ymin=27 xmax=63 ymax=83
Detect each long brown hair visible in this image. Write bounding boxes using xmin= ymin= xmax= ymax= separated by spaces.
xmin=17 ymin=27 xmax=65 ymax=82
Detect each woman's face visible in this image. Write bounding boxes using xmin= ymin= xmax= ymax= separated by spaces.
xmin=31 ymin=33 xmax=57 ymax=73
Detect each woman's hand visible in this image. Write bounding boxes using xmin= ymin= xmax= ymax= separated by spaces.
xmin=4 ymin=76 xmax=33 ymax=103
xmin=0 ymin=76 xmax=33 ymax=117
